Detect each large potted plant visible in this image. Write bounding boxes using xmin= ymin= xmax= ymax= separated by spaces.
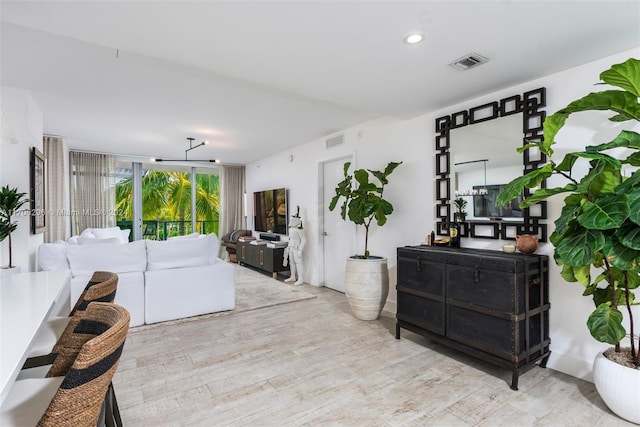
xmin=0 ymin=185 xmax=29 ymax=272
xmin=497 ymin=58 xmax=639 ymax=423
xmin=329 ymin=161 xmax=402 ymax=320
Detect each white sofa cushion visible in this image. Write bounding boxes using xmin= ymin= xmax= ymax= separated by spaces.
xmin=146 ymin=237 xmax=212 ymax=271
xmin=67 ymin=240 xmax=147 ymax=277
xmin=144 ymin=262 xmax=235 ymax=324
xmin=90 ymin=226 xmax=129 ymax=243
xmin=207 ymin=234 xmax=220 ymax=263
xmin=167 ymin=232 xmax=200 ymax=240
xmin=37 ymin=242 xmax=69 ymax=270
xmin=70 ymin=271 xmax=145 ymax=327
xmin=79 ymin=228 xmax=96 ymax=238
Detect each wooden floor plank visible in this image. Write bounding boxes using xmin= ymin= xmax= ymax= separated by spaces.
xmin=113 ymin=284 xmax=633 ymax=426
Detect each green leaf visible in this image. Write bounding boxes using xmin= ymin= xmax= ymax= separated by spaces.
xmin=328 ymin=194 xmax=341 ymax=211
xmin=578 ymin=193 xmax=629 ymax=230
xmin=603 ymin=235 xmax=640 ymax=270
xmin=586 ymin=303 xmax=626 ymax=345
xmin=544 ymin=90 xmax=640 ymax=146
xmin=599 ymin=57 xmax=640 ymax=97
xmin=561 ymin=264 xmax=579 ymax=282
xmin=618 ymin=220 xmax=640 ymax=250
xmin=573 ymin=264 xmax=592 ymax=286
xmin=383 ymin=161 xmax=403 ymax=177
xmin=625 ymin=152 xmax=640 ymax=166
xmin=517 ymin=140 xmax=547 ymax=154
xmin=626 ymin=189 xmax=640 ymax=225
xmin=553 ymin=194 xmax=583 ymax=237
xmin=592 ymin=288 xmax=614 ymax=307
xmin=575 ymin=160 xmax=622 ymax=195
xmin=562 ymin=264 xmax=592 ymax=286
xmin=496 ymin=164 xmax=553 ymax=207
xmin=555 ymin=225 xmax=605 ymax=266
xmin=554 ymin=152 xmax=578 ymax=172
xmin=354 ymin=169 xmax=370 ymax=186
xmin=585 ymin=130 xmax=640 ymax=153
xmin=520 ymin=185 xmax=576 ymax=208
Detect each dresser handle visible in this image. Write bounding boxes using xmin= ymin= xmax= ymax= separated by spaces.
xmin=474 ymin=266 xmax=480 ymax=283
xmin=416 ymin=257 xmax=421 ymax=272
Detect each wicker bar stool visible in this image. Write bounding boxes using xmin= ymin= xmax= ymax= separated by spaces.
xmin=22 ymin=271 xmax=118 ymax=370
xmin=0 ymin=302 xmax=130 ymax=427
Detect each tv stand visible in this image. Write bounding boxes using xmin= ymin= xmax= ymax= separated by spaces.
xmin=237 ymin=241 xmax=289 ymax=279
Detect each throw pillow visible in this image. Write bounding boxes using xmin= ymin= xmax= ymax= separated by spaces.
xmin=92 ymin=226 xmax=127 ymax=243
xmin=77 ymin=237 xmax=122 ymax=245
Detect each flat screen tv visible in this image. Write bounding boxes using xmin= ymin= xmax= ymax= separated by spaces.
xmin=253 ymin=188 xmax=288 ymax=234
xmin=473 ymin=184 xmax=523 ymax=218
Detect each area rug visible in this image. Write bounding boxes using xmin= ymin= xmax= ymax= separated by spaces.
xmin=131 ymin=263 xmax=316 ymax=332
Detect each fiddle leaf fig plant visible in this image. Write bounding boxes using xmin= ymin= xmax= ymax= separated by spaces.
xmin=497 ymin=57 xmax=640 ymax=368
xmin=0 ymin=185 xmax=29 ymax=269
xmin=329 ymin=161 xmax=402 ymax=259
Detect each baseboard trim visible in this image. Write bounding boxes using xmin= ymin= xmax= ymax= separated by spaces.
xmin=545 ymin=350 xmax=594 ymax=382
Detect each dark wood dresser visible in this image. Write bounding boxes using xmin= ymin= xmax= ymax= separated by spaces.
xmin=237 ymin=241 xmax=289 ymax=279
xmin=396 ymin=245 xmax=550 ymax=390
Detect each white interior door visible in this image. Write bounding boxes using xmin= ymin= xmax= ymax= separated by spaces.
xmin=322 ymin=156 xmax=354 ymax=292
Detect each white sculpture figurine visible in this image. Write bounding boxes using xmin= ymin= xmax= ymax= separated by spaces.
xmin=284 ymin=214 xmax=305 ymax=285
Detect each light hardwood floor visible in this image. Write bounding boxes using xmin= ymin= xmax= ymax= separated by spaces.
xmin=113 ymin=284 xmax=633 ymax=426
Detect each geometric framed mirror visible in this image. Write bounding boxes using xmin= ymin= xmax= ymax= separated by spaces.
xmin=434 ymin=87 xmax=547 ymax=241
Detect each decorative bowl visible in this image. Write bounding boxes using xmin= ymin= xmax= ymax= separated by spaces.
xmin=502 ymin=244 xmax=516 ymax=253
xmin=434 ymin=238 xmax=450 ymax=246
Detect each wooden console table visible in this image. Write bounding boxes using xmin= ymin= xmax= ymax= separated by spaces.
xmin=396 ymin=245 xmax=550 ymax=390
xmin=237 ymin=241 xmax=289 ymax=279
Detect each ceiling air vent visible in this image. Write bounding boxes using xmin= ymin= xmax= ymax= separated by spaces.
xmin=449 ymin=53 xmax=489 ymax=71
xmin=326 ymin=134 xmax=344 ymax=149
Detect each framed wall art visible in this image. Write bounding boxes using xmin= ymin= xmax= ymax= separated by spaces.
xmin=30 ymin=147 xmax=46 ymax=234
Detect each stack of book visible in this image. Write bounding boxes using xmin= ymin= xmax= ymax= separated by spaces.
xmin=249 ymin=239 xmax=267 ymax=245
xmin=266 ymin=241 xmax=288 ymax=248
xmin=238 ymin=236 xmax=256 ymax=242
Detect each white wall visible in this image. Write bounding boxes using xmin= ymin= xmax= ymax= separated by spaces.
xmin=247 ymin=47 xmax=640 ymax=382
xmin=0 ymin=86 xmax=44 ymax=272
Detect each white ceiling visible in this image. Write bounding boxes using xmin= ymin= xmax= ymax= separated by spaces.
xmin=1 ymin=1 xmax=639 ymax=165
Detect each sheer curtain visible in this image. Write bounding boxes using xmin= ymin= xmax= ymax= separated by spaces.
xmin=219 ymin=164 xmax=246 ymax=240
xmin=69 ymin=151 xmax=116 ymax=235
xmin=43 ymin=136 xmax=68 ymax=242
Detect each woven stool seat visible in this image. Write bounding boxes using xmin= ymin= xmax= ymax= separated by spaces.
xmin=1 ymin=302 xmax=130 ymax=426
xmin=22 ymin=271 xmax=118 ymax=372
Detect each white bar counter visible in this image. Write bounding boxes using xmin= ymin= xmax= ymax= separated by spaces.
xmin=0 ymin=270 xmax=70 ymax=405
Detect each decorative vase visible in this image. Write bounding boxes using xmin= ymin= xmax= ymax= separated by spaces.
xmin=344 ymin=257 xmax=389 ymax=320
xmin=515 ymin=234 xmax=538 ymax=255
xmin=593 ymin=350 xmax=640 ymax=424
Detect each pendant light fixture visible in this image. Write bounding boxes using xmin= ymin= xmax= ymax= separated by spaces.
xmin=152 ymin=137 xmax=219 ymax=163
xmin=454 ymin=159 xmax=489 ymax=196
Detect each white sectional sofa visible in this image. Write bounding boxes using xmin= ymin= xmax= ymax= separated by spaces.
xmin=38 ymin=229 xmax=235 ymax=327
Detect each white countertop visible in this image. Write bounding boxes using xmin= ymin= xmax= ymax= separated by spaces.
xmin=0 ymin=270 xmax=71 ymax=405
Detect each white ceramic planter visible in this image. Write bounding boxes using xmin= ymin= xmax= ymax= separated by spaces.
xmin=592 ymin=350 xmax=640 ymax=425
xmin=0 ymin=266 xmax=21 ymax=278
xmin=344 ymin=257 xmax=389 ymax=321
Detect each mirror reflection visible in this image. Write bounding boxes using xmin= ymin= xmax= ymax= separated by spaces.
xmin=450 ymin=114 xmax=522 ymax=220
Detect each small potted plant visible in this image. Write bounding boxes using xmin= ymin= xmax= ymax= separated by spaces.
xmin=453 ymin=197 xmax=468 ymax=222
xmin=0 ymin=185 xmax=29 ymax=272
xmin=329 ymin=161 xmax=402 ymax=320
xmin=497 ymin=58 xmax=639 ymax=423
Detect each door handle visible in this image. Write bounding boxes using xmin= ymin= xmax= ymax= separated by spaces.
xmin=322 ymin=231 xmax=328 ymax=236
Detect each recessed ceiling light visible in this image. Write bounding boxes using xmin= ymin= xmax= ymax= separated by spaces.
xmin=404 ymin=34 xmax=424 ymax=44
